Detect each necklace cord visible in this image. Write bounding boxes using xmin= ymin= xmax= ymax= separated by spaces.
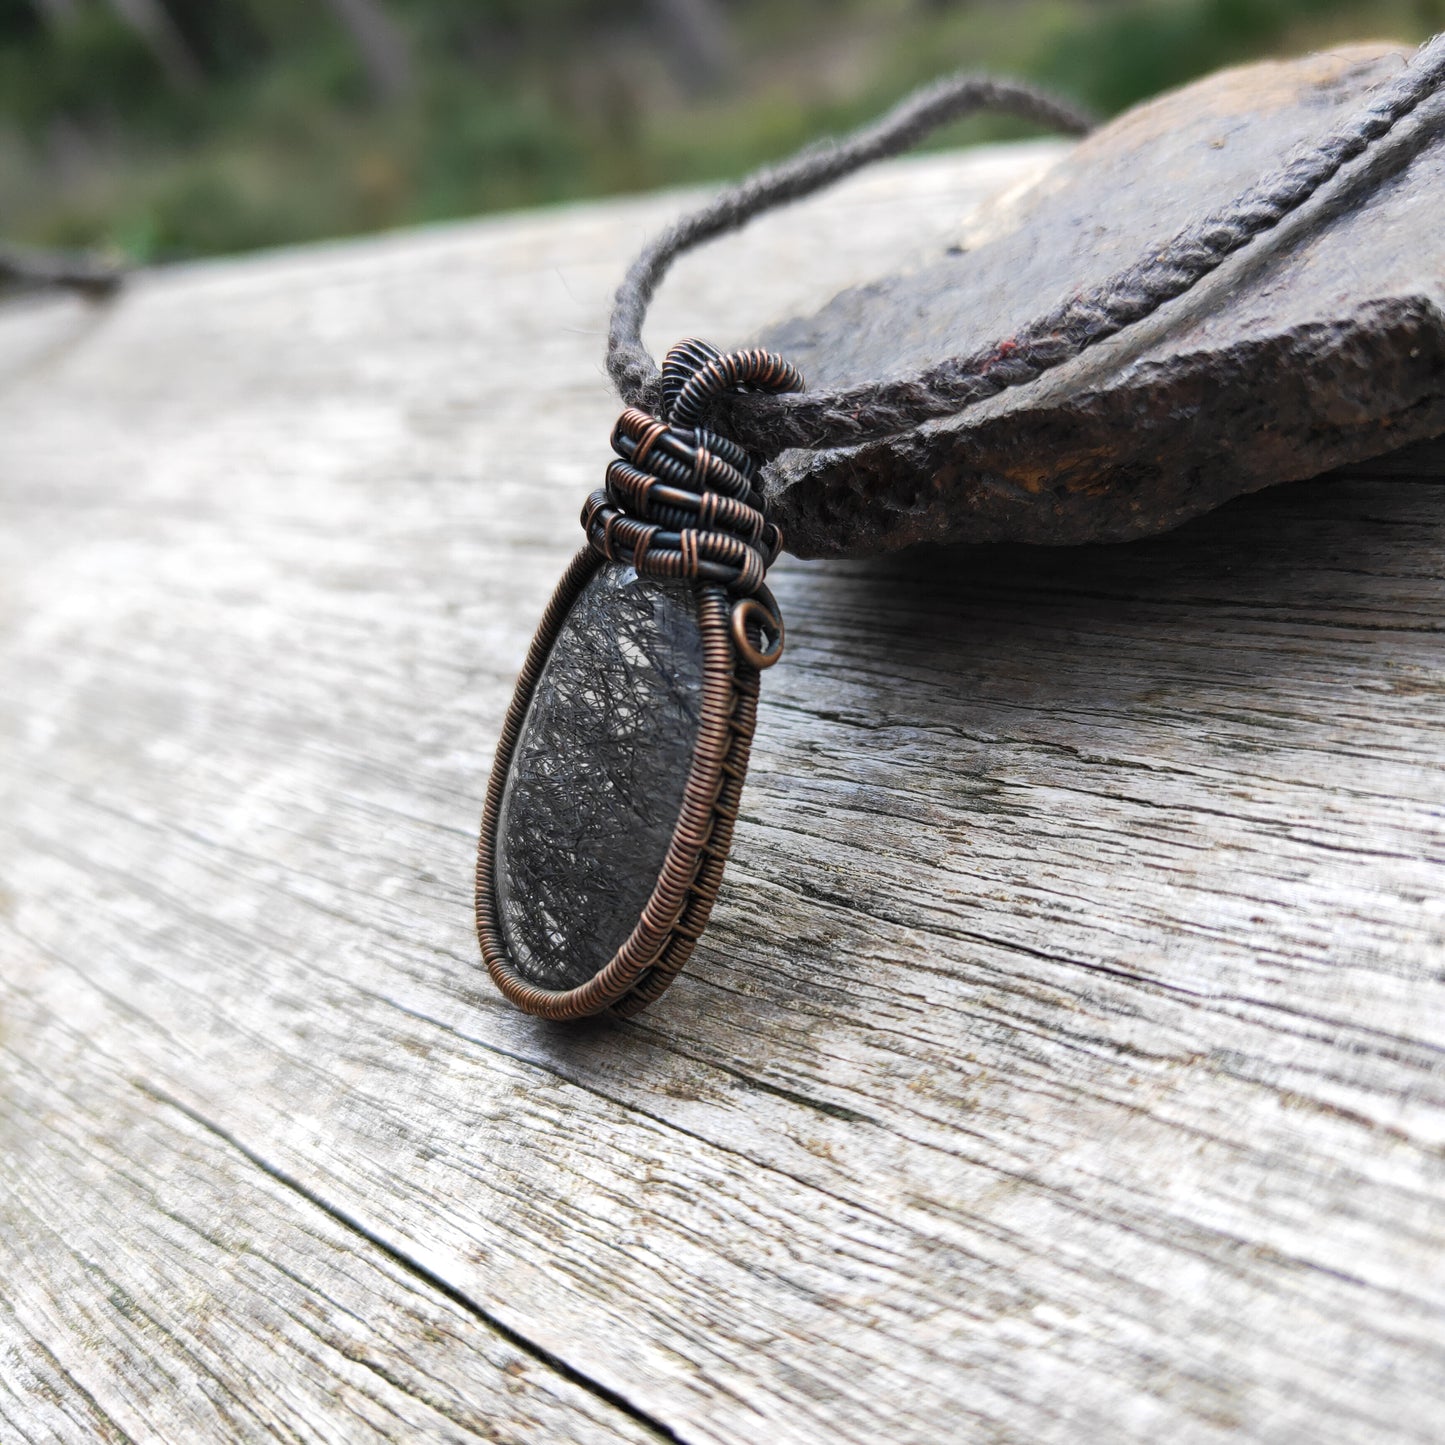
xmin=0 ymin=241 xmax=123 ymax=298
xmin=607 ymin=34 xmax=1445 ymax=457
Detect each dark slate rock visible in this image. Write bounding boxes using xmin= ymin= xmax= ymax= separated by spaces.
xmin=760 ymin=44 xmax=1445 ymax=558
xmin=495 ymin=563 xmax=703 ymax=992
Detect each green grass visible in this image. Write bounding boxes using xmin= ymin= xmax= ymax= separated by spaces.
xmin=0 ymin=0 xmax=1437 ymax=263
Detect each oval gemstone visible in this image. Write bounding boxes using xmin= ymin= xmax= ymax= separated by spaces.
xmin=494 ymin=563 xmax=706 ymax=991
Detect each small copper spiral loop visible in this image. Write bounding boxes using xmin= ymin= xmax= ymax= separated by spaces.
xmin=589 ymin=338 xmax=804 ymax=612
xmin=731 ymin=595 xmax=785 ymax=669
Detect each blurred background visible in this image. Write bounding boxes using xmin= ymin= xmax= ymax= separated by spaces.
xmin=1 ymin=0 xmax=1438 ymax=265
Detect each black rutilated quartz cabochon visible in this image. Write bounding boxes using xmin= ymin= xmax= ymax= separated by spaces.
xmin=494 ymin=563 xmax=705 ymax=991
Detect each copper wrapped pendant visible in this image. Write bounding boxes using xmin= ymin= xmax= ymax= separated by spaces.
xmin=475 ymin=340 xmax=803 ymax=1018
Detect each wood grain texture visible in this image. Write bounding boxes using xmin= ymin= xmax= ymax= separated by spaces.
xmin=2 ymin=140 xmax=1443 ymax=1443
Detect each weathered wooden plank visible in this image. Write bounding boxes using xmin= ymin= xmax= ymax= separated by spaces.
xmin=0 ymin=995 xmax=663 ymax=1443
xmin=1 ymin=141 xmax=1443 ymax=1443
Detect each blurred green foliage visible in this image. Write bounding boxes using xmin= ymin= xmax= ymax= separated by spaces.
xmin=0 ymin=0 xmax=1438 ymax=262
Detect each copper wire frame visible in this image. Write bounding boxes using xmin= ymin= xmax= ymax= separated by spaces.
xmin=475 ymin=546 xmax=762 ymax=1020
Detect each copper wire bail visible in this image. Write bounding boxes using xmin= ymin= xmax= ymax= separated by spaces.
xmin=584 ymin=338 xmax=804 ymax=657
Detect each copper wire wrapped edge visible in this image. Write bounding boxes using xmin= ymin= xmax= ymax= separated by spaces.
xmin=474 ymin=546 xmax=760 ymax=1020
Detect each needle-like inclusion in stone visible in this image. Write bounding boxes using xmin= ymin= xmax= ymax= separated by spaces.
xmin=494 ymin=563 xmax=706 ymax=991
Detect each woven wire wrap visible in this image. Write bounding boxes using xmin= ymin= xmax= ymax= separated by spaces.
xmin=583 ymin=339 xmax=804 ymax=597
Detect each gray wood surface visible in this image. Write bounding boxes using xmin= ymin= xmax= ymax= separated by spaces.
xmin=2 ymin=141 xmax=1443 ymax=1444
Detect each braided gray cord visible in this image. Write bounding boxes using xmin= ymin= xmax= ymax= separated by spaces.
xmin=0 ymin=242 xmax=122 ymax=298
xmin=608 ymin=34 xmax=1445 ymax=455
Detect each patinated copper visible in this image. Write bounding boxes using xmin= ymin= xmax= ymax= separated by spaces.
xmin=476 ymin=340 xmax=802 ymax=1018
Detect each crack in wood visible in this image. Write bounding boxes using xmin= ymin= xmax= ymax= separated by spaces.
xmin=130 ymin=1080 xmax=689 ymax=1445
